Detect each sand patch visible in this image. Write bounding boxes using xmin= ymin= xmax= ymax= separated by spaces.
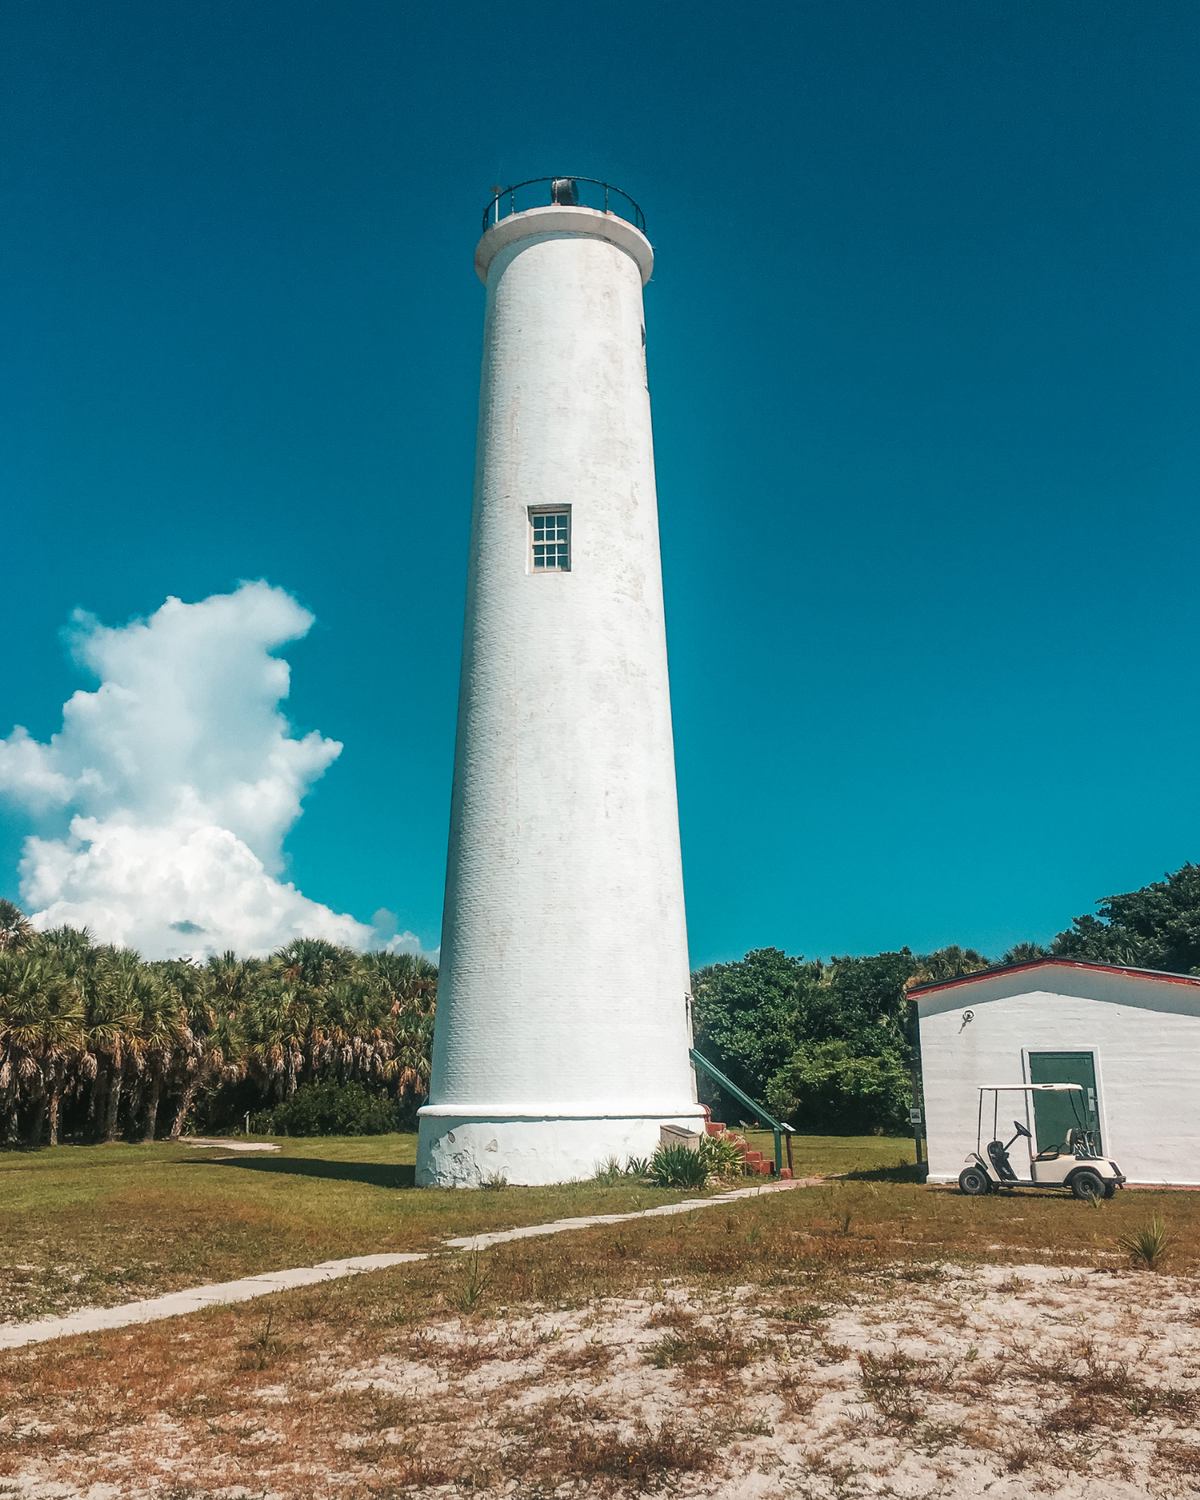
xmin=5 ymin=1260 xmax=1196 ymax=1497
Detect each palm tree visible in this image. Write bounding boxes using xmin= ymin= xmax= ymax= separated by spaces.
xmin=35 ymin=926 xmax=102 ymax=1133
xmin=207 ymin=951 xmax=266 ymax=1008
xmin=1001 ymin=942 xmax=1049 ymax=965
xmin=126 ymin=968 xmax=186 ymax=1142
xmin=0 ymin=952 xmax=84 ymax=1145
xmin=905 ymin=945 xmax=991 ymax=991
xmin=0 ymin=900 xmax=35 ymax=953
xmin=0 ymin=921 xmax=443 ymax=1146
xmin=150 ymin=959 xmax=219 ymax=1139
xmin=89 ymin=947 xmax=148 ymax=1142
xmin=277 ymin=938 xmax=356 ymax=994
xmin=358 ymin=950 xmax=438 ymax=1014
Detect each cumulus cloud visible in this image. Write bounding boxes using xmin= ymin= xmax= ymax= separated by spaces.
xmin=0 ymin=582 xmax=399 ymax=959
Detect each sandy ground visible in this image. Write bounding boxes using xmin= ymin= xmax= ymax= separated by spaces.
xmin=2 ymin=1260 xmax=1198 ymax=1498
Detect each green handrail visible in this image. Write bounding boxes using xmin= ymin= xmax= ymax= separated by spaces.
xmin=690 ymin=1047 xmax=793 ymax=1174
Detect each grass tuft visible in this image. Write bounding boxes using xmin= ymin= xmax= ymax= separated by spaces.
xmin=239 ymin=1310 xmax=289 ymax=1370
xmin=1116 ymin=1215 xmax=1173 ymax=1271
xmin=452 ymin=1250 xmax=490 ymax=1315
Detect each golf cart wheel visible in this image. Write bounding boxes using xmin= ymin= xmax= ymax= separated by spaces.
xmin=1070 ymin=1168 xmax=1105 ymax=1202
xmin=959 ymin=1166 xmax=991 ymax=1196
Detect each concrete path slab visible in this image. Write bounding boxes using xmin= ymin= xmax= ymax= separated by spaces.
xmin=443 ymin=1177 xmax=813 ymax=1250
xmin=0 ymin=1179 xmax=813 ymax=1353
xmin=180 ymin=1137 xmax=280 ymax=1153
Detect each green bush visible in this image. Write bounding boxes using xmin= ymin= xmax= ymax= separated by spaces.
xmin=648 ymin=1142 xmax=710 ymax=1189
xmin=250 ymin=1080 xmax=403 ymax=1137
xmin=766 ymin=1038 xmax=911 ymax=1133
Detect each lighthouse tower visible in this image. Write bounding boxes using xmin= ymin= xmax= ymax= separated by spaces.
xmin=416 ymin=178 xmax=704 ymax=1187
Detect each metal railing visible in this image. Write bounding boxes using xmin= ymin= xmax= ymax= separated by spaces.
xmin=482 ymin=177 xmax=646 ymax=235
xmin=690 ymin=1047 xmax=795 ymax=1175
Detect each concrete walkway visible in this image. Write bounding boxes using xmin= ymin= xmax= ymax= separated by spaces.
xmin=180 ymin=1137 xmax=280 ymax=1153
xmin=0 ymin=1178 xmax=813 ymax=1353
xmin=444 ymin=1177 xmax=815 ymax=1250
xmin=180 ymin=1140 xmax=282 ymax=1152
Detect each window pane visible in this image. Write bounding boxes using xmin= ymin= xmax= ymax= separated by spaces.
xmin=530 ymin=508 xmax=569 ymax=571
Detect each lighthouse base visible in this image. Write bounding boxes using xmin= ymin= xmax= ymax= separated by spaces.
xmin=415 ymin=1106 xmax=708 ymax=1188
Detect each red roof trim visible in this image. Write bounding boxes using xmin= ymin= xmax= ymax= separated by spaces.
xmin=909 ymin=957 xmax=1200 ymax=999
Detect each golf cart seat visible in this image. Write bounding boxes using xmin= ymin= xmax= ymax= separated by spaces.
xmin=986 ymin=1139 xmax=1017 ymax=1181
xmin=1034 ymin=1146 xmax=1062 ymax=1161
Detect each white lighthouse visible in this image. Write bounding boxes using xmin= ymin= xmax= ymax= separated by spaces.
xmin=416 ymin=178 xmax=704 ymax=1187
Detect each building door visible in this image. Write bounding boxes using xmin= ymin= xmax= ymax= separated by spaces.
xmin=1028 ymin=1052 xmax=1101 ymax=1152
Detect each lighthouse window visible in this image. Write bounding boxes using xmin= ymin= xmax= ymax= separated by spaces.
xmin=530 ymin=508 xmax=571 ymax=572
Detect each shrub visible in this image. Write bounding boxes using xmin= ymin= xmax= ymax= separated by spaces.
xmin=250 ymin=1080 xmax=403 ymax=1137
xmin=649 ymin=1143 xmax=710 ymax=1189
xmin=697 ymin=1132 xmax=745 ymax=1179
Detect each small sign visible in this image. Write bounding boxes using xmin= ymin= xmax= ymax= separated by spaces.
xmin=909 ymin=1108 xmax=923 ymax=1127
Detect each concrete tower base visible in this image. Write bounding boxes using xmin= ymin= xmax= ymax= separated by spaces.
xmin=416 ymin=1106 xmax=708 ymax=1187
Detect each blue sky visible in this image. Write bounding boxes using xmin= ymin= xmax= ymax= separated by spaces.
xmin=3 ymin=0 xmax=1199 ymax=964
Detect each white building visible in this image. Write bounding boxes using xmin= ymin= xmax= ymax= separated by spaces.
xmin=416 ymin=179 xmax=704 ymax=1187
xmin=913 ymin=958 xmax=1200 ymax=1187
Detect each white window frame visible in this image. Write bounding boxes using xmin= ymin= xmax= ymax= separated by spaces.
xmin=528 ymin=506 xmax=571 ymax=574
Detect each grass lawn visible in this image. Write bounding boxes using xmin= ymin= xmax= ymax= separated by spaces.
xmin=742 ymin=1130 xmax=917 ymax=1178
xmin=0 ymin=1132 xmax=915 ymax=1326
xmin=2 ymin=1162 xmax=1198 ymax=1498
xmin=0 ymin=1133 xmax=689 ymax=1324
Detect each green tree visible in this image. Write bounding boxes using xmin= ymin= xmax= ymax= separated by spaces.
xmin=1052 ymin=864 xmax=1200 ymax=973
xmin=690 ymin=948 xmax=823 ymax=1113
xmin=691 ymin=943 xmax=989 ymax=1133
xmin=766 ymin=1038 xmax=912 ymax=1133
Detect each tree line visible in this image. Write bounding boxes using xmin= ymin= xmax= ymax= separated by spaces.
xmin=0 ymin=904 xmax=436 ymax=1148
xmin=4 ymin=862 xmax=1199 ymax=1146
xmin=690 ymin=863 xmax=1200 ymax=1133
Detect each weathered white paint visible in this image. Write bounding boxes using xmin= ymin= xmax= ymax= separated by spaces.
xmin=419 ymin=1112 xmax=702 ymax=1188
xmin=916 ymin=962 xmax=1200 ymax=1186
xmin=417 ymin=197 xmax=702 ymax=1186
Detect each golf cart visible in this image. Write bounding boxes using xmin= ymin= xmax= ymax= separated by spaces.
xmin=959 ymin=1084 xmax=1125 ymax=1201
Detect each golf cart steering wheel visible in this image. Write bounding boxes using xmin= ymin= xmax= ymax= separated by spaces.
xmin=1012 ymin=1120 xmax=1032 ymax=1139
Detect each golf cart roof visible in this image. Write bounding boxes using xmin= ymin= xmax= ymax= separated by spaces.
xmin=979 ymin=1083 xmax=1084 ymax=1092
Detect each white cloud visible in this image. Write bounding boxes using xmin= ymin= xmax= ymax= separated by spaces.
xmin=370 ymin=907 xmax=431 ymax=957
xmin=0 ymin=582 xmax=386 ymax=959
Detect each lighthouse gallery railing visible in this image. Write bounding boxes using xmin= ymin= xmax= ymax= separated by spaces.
xmin=482 ymin=177 xmax=646 ymax=235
